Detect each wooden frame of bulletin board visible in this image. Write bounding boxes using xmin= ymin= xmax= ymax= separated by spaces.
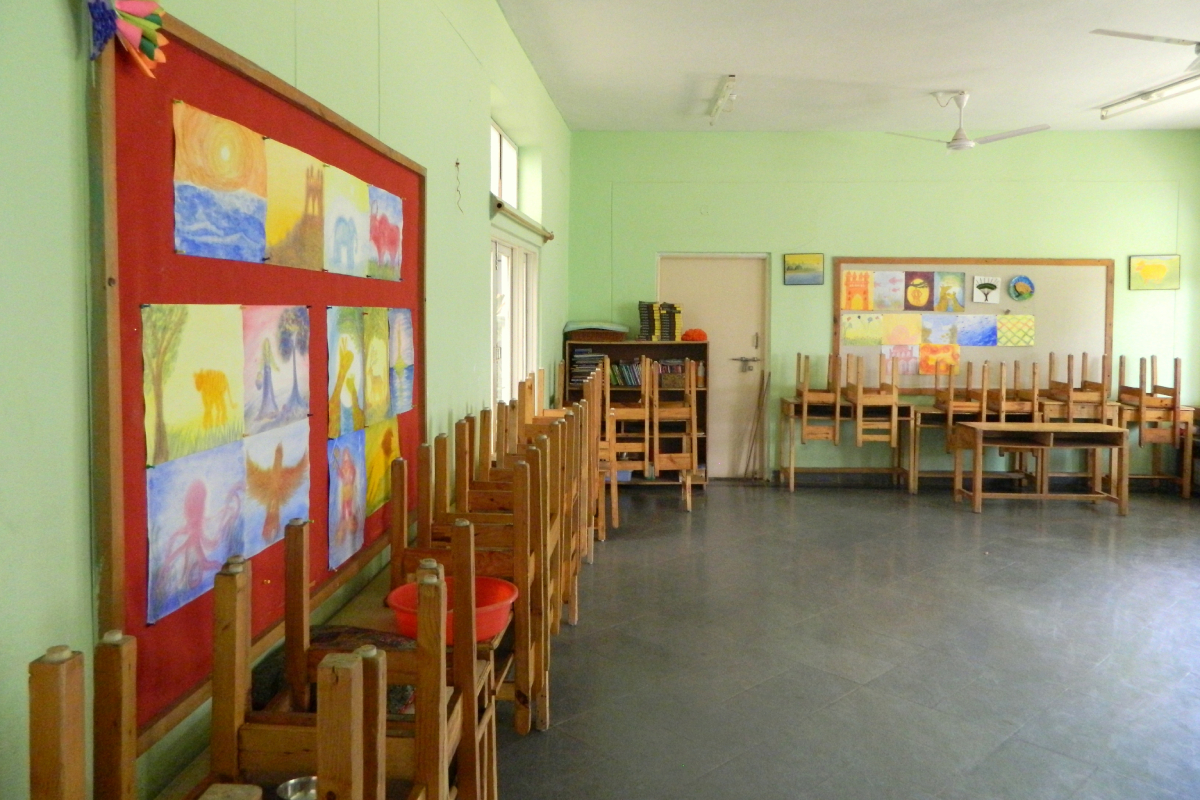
xmin=89 ymin=18 xmax=426 ymax=751
xmin=832 ymin=257 xmax=1114 ymax=392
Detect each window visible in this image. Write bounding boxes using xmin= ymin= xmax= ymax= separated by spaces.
xmin=491 ymin=237 xmax=539 ymax=403
xmin=490 ymin=123 xmax=518 ymax=207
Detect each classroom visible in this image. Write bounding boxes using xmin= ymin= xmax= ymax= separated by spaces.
xmin=5 ymin=1 xmax=1200 ymax=798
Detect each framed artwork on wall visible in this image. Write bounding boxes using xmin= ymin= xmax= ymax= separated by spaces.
xmin=1129 ymin=255 xmax=1180 ymax=291
xmin=783 ymin=253 xmax=823 ymax=285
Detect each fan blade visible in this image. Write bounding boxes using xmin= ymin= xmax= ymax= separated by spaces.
xmin=885 ymin=132 xmax=950 ymax=144
xmin=1188 ymin=53 xmax=1200 ymax=73
xmin=974 ymin=124 xmax=1050 ymax=145
xmin=1091 ymin=29 xmax=1198 ymax=46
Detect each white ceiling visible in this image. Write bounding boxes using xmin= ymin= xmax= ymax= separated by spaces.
xmin=495 ymin=0 xmax=1200 ymax=131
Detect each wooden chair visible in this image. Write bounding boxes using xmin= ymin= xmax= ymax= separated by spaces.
xmin=841 ymin=354 xmax=901 ymax=448
xmin=605 ymin=355 xmax=653 ymax=520
xmin=649 ymin=358 xmax=700 ymax=511
xmin=781 ymin=355 xmax=842 ymax=491
xmin=934 ymin=360 xmax=988 ymax=449
xmin=987 ymin=361 xmax=1040 ymax=422
xmin=1118 ymin=356 xmax=1194 ymax=498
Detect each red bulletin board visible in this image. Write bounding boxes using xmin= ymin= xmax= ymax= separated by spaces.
xmin=100 ymin=20 xmax=426 ymax=736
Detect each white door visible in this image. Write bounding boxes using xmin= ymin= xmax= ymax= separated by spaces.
xmin=659 ymin=256 xmax=767 ymax=478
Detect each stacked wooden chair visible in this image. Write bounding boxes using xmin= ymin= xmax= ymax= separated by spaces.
xmin=648 ymin=358 xmax=701 ymax=511
xmin=1117 ymin=356 xmax=1193 ymax=498
xmin=933 ymin=360 xmax=989 ymax=449
xmin=841 ymin=354 xmax=902 ymax=448
xmin=602 ymin=354 xmax=653 ymax=526
xmin=986 ymin=361 xmax=1040 ymax=422
xmin=1042 ymin=352 xmax=1114 ymax=423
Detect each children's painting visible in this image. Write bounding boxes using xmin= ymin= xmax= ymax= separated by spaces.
xmin=243 ymin=306 xmax=310 ymax=436
xmin=365 ymin=418 xmax=400 ymax=514
xmin=840 ymin=270 xmax=873 ymax=311
xmin=243 ymin=420 xmax=310 ymax=558
xmin=368 ymin=186 xmax=403 ymax=281
xmin=881 ymin=314 xmax=921 ymax=345
xmin=921 ymin=314 xmax=957 ymax=345
xmin=842 ymin=313 xmax=883 ymax=346
xmin=328 ymin=429 xmax=367 ymax=570
xmin=873 ymin=271 xmax=905 ymax=311
xmin=324 ymin=166 xmax=370 ymax=277
xmin=264 ymin=140 xmax=323 ymax=270
xmin=956 ymin=315 xmax=998 ymax=347
xmin=919 ymin=344 xmax=960 ymax=376
xmin=933 ymin=272 xmax=966 ymax=312
xmin=973 ymin=275 xmax=1001 ymax=304
xmin=996 ymin=315 xmax=1036 ymax=347
xmin=363 ymin=308 xmax=391 ymax=426
xmin=389 ymin=308 xmax=416 ymax=416
xmin=882 ymin=345 xmax=920 ymax=375
xmin=904 ymin=271 xmax=934 ymax=311
xmin=327 ymin=307 xmax=366 ymax=439
xmin=146 ymin=440 xmax=246 ymax=622
xmin=173 ymin=103 xmax=267 ymax=263
xmin=1129 ymin=255 xmax=1180 ymax=291
xmin=143 ymin=304 xmax=245 ymax=466
xmin=782 ymin=253 xmax=823 ymax=286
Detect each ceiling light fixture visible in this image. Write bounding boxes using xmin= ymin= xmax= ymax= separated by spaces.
xmin=709 ymin=75 xmax=737 ymax=126
xmin=1100 ymin=72 xmax=1200 ymax=119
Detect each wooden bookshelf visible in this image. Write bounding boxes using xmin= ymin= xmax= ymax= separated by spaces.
xmin=564 ymin=339 xmax=709 ymax=484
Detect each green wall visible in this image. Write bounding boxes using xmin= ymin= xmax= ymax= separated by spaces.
xmin=0 ymin=1 xmax=569 ymax=796
xmin=570 ymin=131 xmax=1200 ymax=468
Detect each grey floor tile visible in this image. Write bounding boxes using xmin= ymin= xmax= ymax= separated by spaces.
xmin=937 ymin=739 xmax=1094 ymax=800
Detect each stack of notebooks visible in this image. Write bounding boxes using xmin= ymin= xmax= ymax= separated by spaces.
xmin=637 ymin=301 xmax=683 ymax=341
xmin=569 ymin=348 xmax=606 ymax=387
xmin=609 ymin=359 xmax=643 ymax=387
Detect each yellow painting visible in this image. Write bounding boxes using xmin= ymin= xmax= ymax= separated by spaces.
xmin=919 ymin=344 xmax=960 ymax=376
xmin=365 ymin=417 xmax=400 ymax=514
xmin=265 ymin=140 xmax=324 ymax=270
xmin=842 ymin=313 xmax=883 ymax=346
xmin=1129 ymin=255 xmax=1180 ymax=291
xmin=881 ymin=314 xmax=921 ymax=345
xmin=363 ymin=308 xmax=391 ymax=426
xmin=143 ymin=304 xmax=245 ymax=466
xmin=840 ymin=270 xmax=874 ymax=311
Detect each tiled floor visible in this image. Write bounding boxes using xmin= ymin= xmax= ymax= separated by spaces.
xmin=495 ymin=484 xmax=1200 ymax=800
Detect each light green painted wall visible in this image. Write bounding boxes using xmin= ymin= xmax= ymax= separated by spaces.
xmin=0 ymin=1 xmax=569 ymax=796
xmin=570 ymin=131 xmax=1200 ymax=468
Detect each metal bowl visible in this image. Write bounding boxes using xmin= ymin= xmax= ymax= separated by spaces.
xmin=276 ymin=776 xmax=317 ymax=800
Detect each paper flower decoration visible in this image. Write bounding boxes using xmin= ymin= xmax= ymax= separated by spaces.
xmin=88 ymin=0 xmax=169 ymax=77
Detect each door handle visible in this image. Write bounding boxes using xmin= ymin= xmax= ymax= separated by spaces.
xmin=731 ymin=356 xmax=762 ymax=372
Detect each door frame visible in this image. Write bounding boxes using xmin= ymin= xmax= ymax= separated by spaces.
xmin=656 ymin=253 xmax=773 ymax=479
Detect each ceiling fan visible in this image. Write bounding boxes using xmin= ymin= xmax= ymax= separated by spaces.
xmin=1092 ymin=29 xmax=1200 ymax=73
xmin=887 ymin=92 xmax=1050 ymax=151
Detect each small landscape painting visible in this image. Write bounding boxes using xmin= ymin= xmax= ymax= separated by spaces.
xmin=782 ymin=253 xmax=823 ymax=286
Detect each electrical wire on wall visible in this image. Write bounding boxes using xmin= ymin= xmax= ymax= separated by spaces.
xmin=455 ymin=159 xmax=463 ymax=213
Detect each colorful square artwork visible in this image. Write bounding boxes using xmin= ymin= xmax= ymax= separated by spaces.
xmin=1129 ymin=255 xmax=1180 ymax=291
xmin=956 ymin=315 xmax=998 ymax=347
xmin=172 ymin=103 xmax=267 ymax=263
xmin=368 ymin=186 xmax=403 ymax=281
xmin=873 ymin=271 xmax=905 ymax=311
xmin=143 ymin=304 xmax=245 ymax=466
xmin=327 ymin=307 xmax=365 ymax=439
xmin=264 ymin=139 xmax=324 ymax=270
xmin=146 ymin=439 xmax=246 ymax=622
xmin=919 ymin=344 xmax=960 ymax=376
xmin=328 ymin=428 xmax=367 ymax=570
xmin=933 ymin=272 xmax=966 ymax=312
xmin=323 ymin=166 xmax=371 ymax=276
xmin=881 ymin=314 xmax=921 ymax=345
xmin=882 ymin=345 xmax=920 ymax=375
xmin=841 ymin=270 xmax=874 ymax=311
xmin=904 ymin=271 xmax=935 ymax=311
xmin=363 ymin=307 xmax=391 ymax=426
xmin=365 ymin=417 xmax=400 ymax=514
xmin=389 ymin=309 xmax=416 ymax=416
xmin=973 ymin=275 xmax=1001 ymax=304
xmin=996 ymin=315 xmax=1035 ymax=347
xmin=243 ymin=305 xmax=310 ymax=436
xmin=921 ymin=314 xmax=957 ymax=345
xmin=782 ymin=253 xmax=823 ymax=285
xmin=243 ymin=420 xmax=310 ymax=558
xmin=842 ymin=313 xmax=883 ymax=346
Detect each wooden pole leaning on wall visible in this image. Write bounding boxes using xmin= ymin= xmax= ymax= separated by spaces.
xmin=29 ymin=645 xmax=86 ymax=800
xmin=94 ymin=631 xmax=137 ymax=800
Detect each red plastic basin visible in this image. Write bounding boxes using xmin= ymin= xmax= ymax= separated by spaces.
xmin=386 ymin=576 xmax=517 ymax=645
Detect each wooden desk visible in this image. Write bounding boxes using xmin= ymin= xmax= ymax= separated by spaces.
xmin=951 ymin=422 xmax=1128 ymax=515
xmin=779 ymin=399 xmax=912 ymax=489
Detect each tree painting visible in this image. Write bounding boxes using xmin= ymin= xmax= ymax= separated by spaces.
xmin=143 ymin=305 xmax=188 ymax=465
xmin=243 ymin=306 xmax=310 ymax=436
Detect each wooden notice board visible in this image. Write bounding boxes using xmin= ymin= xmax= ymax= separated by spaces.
xmin=92 ymin=18 xmax=427 ymax=748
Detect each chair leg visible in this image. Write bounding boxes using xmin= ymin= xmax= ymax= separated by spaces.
xmin=684 ymin=471 xmax=693 ymax=512
xmin=610 ymin=466 xmax=620 ymax=528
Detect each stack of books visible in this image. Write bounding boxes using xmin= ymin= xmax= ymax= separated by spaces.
xmin=569 ymin=348 xmax=605 ymax=387
xmin=609 ymin=359 xmax=643 ymax=387
xmin=637 ymin=301 xmax=683 ymax=341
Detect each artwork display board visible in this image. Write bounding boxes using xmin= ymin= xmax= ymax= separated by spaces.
xmin=832 ymin=258 xmax=1112 ymax=390
xmin=94 ymin=19 xmax=426 ymax=740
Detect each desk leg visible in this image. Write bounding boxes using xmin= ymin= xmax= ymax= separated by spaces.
xmin=953 ymin=444 xmax=963 ymax=503
xmin=1119 ymin=443 xmax=1130 ymax=516
xmin=972 ymin=438 xmax=984 ymax=513
xmin=911 ymin=422 xmax=922 ymax=495
xmin=1089 ymin=448 xmax=1101 ymax=501
xmin=1182 ymin=420 xmax=1193 ymax=500
xmin=788 ymin=415 xmax=796 ymax=493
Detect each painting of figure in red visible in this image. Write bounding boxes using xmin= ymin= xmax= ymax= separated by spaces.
xmin=327 ymin=428 xmax=366 ymax=569
xmin=368 ymin=186 xmax=403 ymax=281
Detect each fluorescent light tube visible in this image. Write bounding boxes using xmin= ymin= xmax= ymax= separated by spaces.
xmin=1101 ymin=72 xmax=1200 ymax=119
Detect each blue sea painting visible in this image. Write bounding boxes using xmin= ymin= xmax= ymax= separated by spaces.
xmin=328 ymin=428 xmax=367 ymax=570
xmin=243 ymin=420 xmax=311 ymax=558
xmin=389 ymin=308 xmax=415 ymax=415
xmin=174 ymin=184 xmax=267 ymax=262
xmin=921 ymin=314 xmax=958 ymax=345
xmin=957 ymin=315 xmax=998 ymax=347
xmin=146 ymin=439 xmax=246 ymax=623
